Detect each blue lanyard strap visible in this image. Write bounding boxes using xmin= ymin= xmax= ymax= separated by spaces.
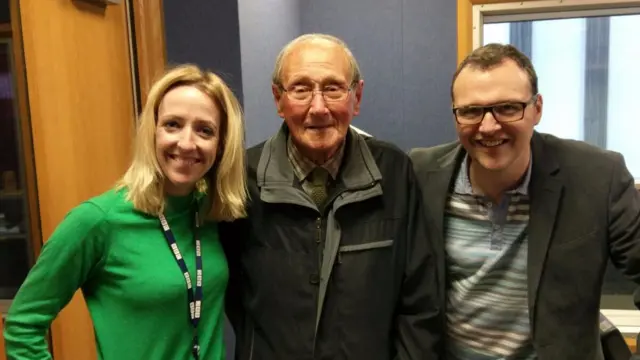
xmin=159 ymin=210 xmax=202 ymax=360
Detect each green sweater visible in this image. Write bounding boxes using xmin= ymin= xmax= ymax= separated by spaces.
xmin=4 ymin=189 xmax=228 ymax=360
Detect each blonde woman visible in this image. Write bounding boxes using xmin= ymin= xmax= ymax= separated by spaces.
xmin=3 ymin=64 xmax=246 ymax=360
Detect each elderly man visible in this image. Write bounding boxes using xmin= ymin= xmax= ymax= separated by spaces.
xmin=222 ymin=33 xmax=443 ymax=359
xmin=409 ymin=43 xmax=640 ymax=359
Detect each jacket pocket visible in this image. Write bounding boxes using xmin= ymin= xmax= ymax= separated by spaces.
xmin=554 ymin=227 xmax=598 ymax=248
xmin=333 ymin=239 xmax=397 ymax=349
xmin=339 ymin=239 xmax=394 ymax=253
xmin=337 ymin=240 xmax=395 ymax=266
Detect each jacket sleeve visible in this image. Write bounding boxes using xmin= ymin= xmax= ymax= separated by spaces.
xmin=3 ymin=202 xmax=108 ymax=360
xmin=394 ymin=163 xmax=445 ymax=359
xmin=607 ymin=153 xmax=640 ymax=284
xmin=219 ymin=218 xmax=247 ymax=336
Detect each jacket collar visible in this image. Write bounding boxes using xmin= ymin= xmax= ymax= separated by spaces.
xmin=257 ymin=123 xmax=382 ymax=190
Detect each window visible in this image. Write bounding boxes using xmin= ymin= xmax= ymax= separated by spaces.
xmin=474 ymin=0 xmax=640 ymax=329
xmin=483 ymin=14 xmax=640 ymax=179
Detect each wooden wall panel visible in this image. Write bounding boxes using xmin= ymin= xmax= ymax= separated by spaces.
xmin=457 ymin=0 xmax=473 ymax=64
xmin=10 ymin=0 xmax=41 ymax=262
xmin=132 ymin=0 xmax=166 ymax=105
xmin=18 ymin=0 xmax=136 ymax=358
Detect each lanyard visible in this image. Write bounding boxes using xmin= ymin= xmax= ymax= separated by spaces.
xmin=159 ymin=210 xmax=203 ymax=360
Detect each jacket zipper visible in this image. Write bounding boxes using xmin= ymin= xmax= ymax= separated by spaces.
xmin=313 ymin=180 xmax=378 ymax=355
xmin=334 ymin=181 xmax=377 ymax=267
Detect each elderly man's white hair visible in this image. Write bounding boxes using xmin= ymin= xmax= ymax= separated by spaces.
xmin=271 ymin=33 xmax=362 ymax=87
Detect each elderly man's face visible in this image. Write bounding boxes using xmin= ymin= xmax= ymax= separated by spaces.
xmin=272 ymin=41 xmax=364 ymax=164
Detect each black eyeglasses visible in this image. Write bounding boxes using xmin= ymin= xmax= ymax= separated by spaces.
xmin=452 ymin=95 xmax=538 ymax=125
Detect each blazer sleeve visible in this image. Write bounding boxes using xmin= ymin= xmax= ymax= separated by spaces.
xmin=3 ymin=201 xmax=108 ymax=360
xmin=607 ymin=152 xmax=640 ymax=283
xmin=394 ymin=162 xmax=445 ymax=359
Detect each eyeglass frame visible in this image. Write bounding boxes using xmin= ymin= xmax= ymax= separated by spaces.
xmin=278 ymin=81 xmax=357 ymax=104
xmin=452 ymin=94 xmax=539 ymax=125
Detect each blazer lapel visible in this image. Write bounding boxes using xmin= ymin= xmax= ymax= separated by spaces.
xmin=527 ymin=133 xmax=563 ymax=333
xmin=425 ymin=146 xmax=464 ymax=238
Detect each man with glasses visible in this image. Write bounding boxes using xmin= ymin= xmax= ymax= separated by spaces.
xmin=222 ymin=33 xmax=443 ymax=359
xmin=409 ymin=43 xmax=640 ymax=359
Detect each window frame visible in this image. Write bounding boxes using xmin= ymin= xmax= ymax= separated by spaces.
xmin=470 ymin=0 xmax=640 ymax=50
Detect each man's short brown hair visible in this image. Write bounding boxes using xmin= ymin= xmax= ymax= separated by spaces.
xmin=451 ymin=43 xmax=538 ymax=102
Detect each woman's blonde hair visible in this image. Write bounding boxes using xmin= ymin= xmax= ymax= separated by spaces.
xmin=117 ymin=64 xmax=247 ymax=221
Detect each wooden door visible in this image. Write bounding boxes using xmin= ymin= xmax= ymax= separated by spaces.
xmin=18 ymin=0 xmax=136 ymax=358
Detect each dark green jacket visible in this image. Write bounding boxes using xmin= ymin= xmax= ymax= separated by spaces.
xmin=222 ymin=125 xmax=444 ymax=360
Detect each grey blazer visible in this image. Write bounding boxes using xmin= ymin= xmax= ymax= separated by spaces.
xmin=409 ymin=132 xmax=640 ymax=360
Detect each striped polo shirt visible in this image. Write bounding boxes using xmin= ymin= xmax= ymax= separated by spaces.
xmin=445 ymin=155 xmax=535 ymax=360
